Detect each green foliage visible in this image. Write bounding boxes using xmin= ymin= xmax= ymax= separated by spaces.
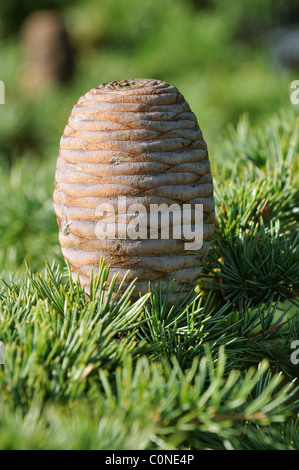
xmin=0 ymin=353 xmax=298 ymax=450
xmin=0 ymin=259 xmax=298 ymax=449
xmin=209 ymin=220 xmax=298 ymax=303
xmin=0 ymin=262 xmax=150 ymax=408
xmin=0 ymin=158 xmax=62 ymax=272
xmin=0 ymin=0 xmax=76 ymax=37
xmin=0 ymin=0 xmax=296 ymax=162
xmin=0 ymin=108 xmax=298 ymax=449
xmin=206 ymin=111 xmax=299 ymax=305
xmin=0 ymin=1 xmax=299 ymax=448
xmin=210 ymin=0 xmax=299 ymax=42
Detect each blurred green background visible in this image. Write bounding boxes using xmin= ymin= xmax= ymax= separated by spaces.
xmin=0 ymin=0 xmax=298 ymax=273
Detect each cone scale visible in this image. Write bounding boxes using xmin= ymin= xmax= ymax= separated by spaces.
xmin=53 ymin=79 xmax=215 ymax=300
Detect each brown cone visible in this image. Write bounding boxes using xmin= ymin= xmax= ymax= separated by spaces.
xmin=54 ymin=79 xmax=215 ymax=298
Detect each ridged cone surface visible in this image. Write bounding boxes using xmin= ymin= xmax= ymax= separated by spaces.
xmin=54 ymin=79 xmax=215 ymax=298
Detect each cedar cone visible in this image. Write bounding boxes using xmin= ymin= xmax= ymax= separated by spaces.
xmin=53 ymin=79 xmax=215 ymax=301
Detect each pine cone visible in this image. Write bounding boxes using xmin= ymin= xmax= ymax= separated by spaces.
xmin=53 ymin=79 xmax=215 ymax=300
